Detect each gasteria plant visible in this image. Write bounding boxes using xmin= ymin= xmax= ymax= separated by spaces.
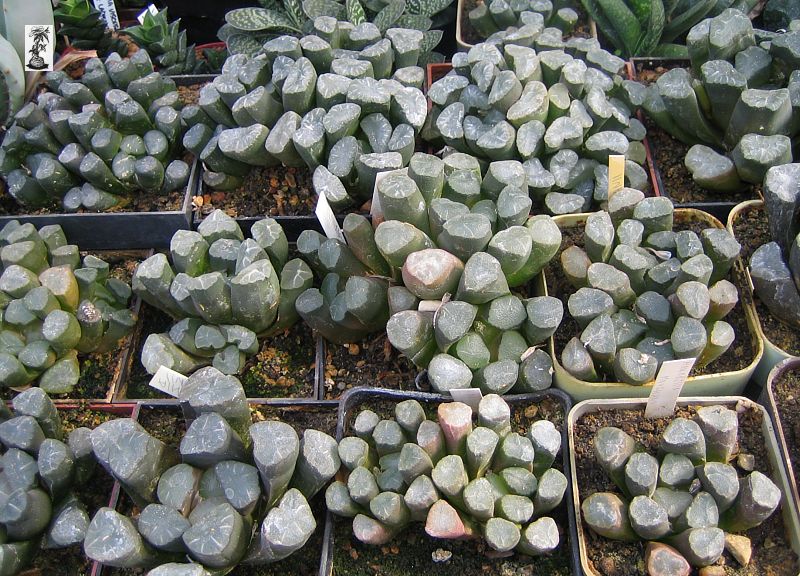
xmin=557 ymin=193 xmax=742 ymax=385
xmin=583 ymin=406 xmax=781 ymax=569
xmin=426 ymin=38 xmax=651 ymax=215
xmin=748 ymin=163 xmax=800 ymax=330
xmin=219 ymin=0 xmax=449 ymax=59
xmin=54 ymin=0 xmax=129 ymax=57
xmin=0 ymin=221 xmax=135 ymax=393
xmin=328 ymin=395 xmax=567 ymax=555
xmin=132 ymin=209 xmax=313 ymax=377
xmin=0 ymin=50 xmax=191 ymax=212
xmin=0 ymin=387 xmax=104 ymax=575
xmin=182 ymin=23 xmax=431 ymax=205
xmin=469 ymin=0 xmax=580 ymax=42
xmin=84 ymin=367 xmax=339 ymax=572
xmin=643 ymin=11 xmax=799 ymax=193
xmin=298 ymin=153 xmax=562 ymax=394
xmin=123 ymin=9 xmax=210 ymax=75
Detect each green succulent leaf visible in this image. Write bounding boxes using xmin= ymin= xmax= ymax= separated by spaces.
xmin=579 ymin=0 xmax=625 ymax=52
xmin=284 ymin=0 xmax=306 ymax=28
xmin=421 ymin=29 xmax=443 ymax=52
xmin=362 ymin=0 xmax=387 ymax=12
xmin=661 ymin=0 xmax=715 ymax=43
xmin=417 ymin=50 xmax=445 ymax=66
xmin=217 ymin=23 xmax=237 ymax=42
xmin=629 ymin=0 xmax=651 ymax=25
xmin=635 ymin=0 xmax=664 ymax=55
xmin=347 ymin=0 xmax=367 ymax=24
xmin=257 ymin=0 xmax=281 ymax=9
xmin=412 ymin=0 xmax=451 ymax=17
xmin=302 ymin=0 xmax=346 ymax=20
xmin=374 ymin=0 xmax=406 ymax=31
xmin=396 ymin=13 xmax=432 ymax=30
xmin=596 ymin=0 xmax=641 ymax=56
xmin=227 ymin=32 xmax=268 ymax=55
xmin=225 ymin=7 xmax=300 ymax=32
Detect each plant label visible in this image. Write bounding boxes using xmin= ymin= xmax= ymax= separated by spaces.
xmin=371 ymin=168 xmax=408 ymax=224
xmin=137 ymin=4 xmax=159 ymax=24
xmin=450 ymin=388 xmax=483 ymax=412
xmin=92 ymin=0 xmax=120 ymax=30
xmin=24 ymin=25 xmax=54 ymax=72
xmin=645 ymin=358 xmax=696 ymax=418
xmin=149 ymin=365 xmax=189 ymax=398
xmin=608 ymin=154 xmax=626 ymax=199
xmin=315 ymin=190 xmax=346 ymax=243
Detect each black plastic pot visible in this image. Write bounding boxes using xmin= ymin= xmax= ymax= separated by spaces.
xmin=320 ymin=387 xmax=581 ymax=576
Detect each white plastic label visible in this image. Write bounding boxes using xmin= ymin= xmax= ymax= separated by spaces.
xmin=137 ymin=4 xmax=159 ymax=24
xmin=93 ymin=0 xmax=120 ymax=29
xmin=371 ymin=168 xmax=408 ymax=223
xmin=315 ymin=191 xmax=346 ymax=243
xmin=149 ymin=365 xmax=188 ymax=398
xmin=450 ymin=388 xmax=483 ymax=412
xmin=608 ymin=154 xmax=626 ymax=199
xmin=645 ymin=358 xmax=696 ymax=418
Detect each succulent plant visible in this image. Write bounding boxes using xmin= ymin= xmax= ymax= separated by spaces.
xmin=54 ymin=0 xmax=129 ymax=57
xmin=556 ymin=193 xmax=743 ymax=384
xmin=425 ymin=38 xmax=651 ymax=215
xmin=0 ymin=221 xmax=135 ymax=393
xmin=643 ymin=10 xmax=799 ymax=193
xmin=469 ymin=0 xmax=580 ymax=42
xmin=748 ymin=163 xmax=800 ymax=330
xmin=132 ymin=209 xmax=313 ymax=377
xmin=220 ymin=0 xmax=448 ymax=59
xmin=0 ymin=50 xmax=191 ymax=212
xmin=123 ymin=9 xmax=211 ymax=75
xmin=583 ymin=406 xmax=782 ymax=570
xmin=328 ymin=395 xmax=567 ymax=556
xmin=0 ymin=387 xmax=107 ymax=574
xmin=0 ymin=34 xmax=25 ymax=128
xmin=85 ymin=367 xmax=338 ymax=572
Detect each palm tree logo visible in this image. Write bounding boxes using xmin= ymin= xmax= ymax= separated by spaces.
xmin=27 ymin=26 xmax=51 ymax=70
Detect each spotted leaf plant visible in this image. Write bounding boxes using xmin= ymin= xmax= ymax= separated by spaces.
xmin=469 ymin=0 xmax=580 ymax=43
xmin=0 ymin=221 xmax=135 ymax=393
xmin=328 ymin=395 xmax=567 ymax=557
xmin=583 ymin=406 xmax=782 ymax=571
xmin=132 ymin=210 xmax=313 ymax=377
xmin=0 ymin=50 xmax=190 ymax=212
xmin=84 ymin=367 xmax=340 ymax=573
xmin=426 ymin=36 xmax=651 ymax=215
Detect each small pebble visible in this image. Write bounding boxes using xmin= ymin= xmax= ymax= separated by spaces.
xmin=737 ymin=453 xmax=755 ymax=472
xmin=432 ymin=548 xmax=452 ymax=563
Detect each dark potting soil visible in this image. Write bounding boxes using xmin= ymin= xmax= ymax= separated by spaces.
xmin=333 ymin=396 xmax=572 ymax=576
xmin=573 ymin=404 xmax=800 ymax=576
xmin=32 ymin=405 xmax=124 ymax=575
xmin=458 ymin=0 xmax=591 ymax=46
xmin=241 ymin=322 xmax=317 ymax=398
xmin=773 ymin=368 xmax=800 ymax=495
xmin=545 ymin=213 xmax=756 ymax=381
xmin=731 ymin=204 xmax=800 ymax=357
xmin=195 ymin=165 xmax=315 ymax=219
xmin=322 ymin=333 xmax=417 ymax=399
xmin=119 ymin=301 xmax=175 ymax=400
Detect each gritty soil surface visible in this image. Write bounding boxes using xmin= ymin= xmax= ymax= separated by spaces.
xmin=195 ymin=165 xmax=316 ymax=220
xmin=634 ymin=63 xmax=760 ymax=206
xmin=772 ymin=368 xmax=800 ymax=496
xmin=323 ymin=333 xmax=417 ymax=399
xmin=241 ymin=323 xmax=317 ymax=398
xmin=32 ymin=404 xmax=127 ymax=575
xmin=333 ymin=395 xmax=574 ymax=576
xmin=459 ymin=0 xmax=591 ymax=46
xmin=177 ymin=83 xmax=207 ymax=107
xmin=573 ymin=403 xmax=800 ymax=576
xmin=545 ymin=212 xmax=757 ymax=381
xmin=731 ymin=204 xmax=800 ymax=356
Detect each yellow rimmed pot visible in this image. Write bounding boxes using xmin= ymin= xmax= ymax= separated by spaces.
xmin=568 ymin=396 xmax=800 ymax=576
xmin=546 ymin=208 xmax=763 ymax=402
xmin=727 ymin=200 xmax=799 ymax=387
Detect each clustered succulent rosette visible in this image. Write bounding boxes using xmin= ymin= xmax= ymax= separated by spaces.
xmin=0 ymin=50 xmax=191 ymax=212
xmin=748 ymin=163 xmax=800 ymax=330
xmin=328 ymin=395 xmax=567 ymax=555
xmin=558 ymin=193 xmax=743 ymax=385
xmin=0 ymin=221 xmax=135 ymax=393
xmin=54 ymin=0 xmax=129 ymax=57
xmin=583 ymin=406 xmax=782 ymax=570
xmin=182 ymin=17 xmax=432 ymax=209
xmin=469 ymin=0 xmax=580 ymax=43
xmin=0 ymin=388 xmax=102 ymax=575
xmin=132 ymin=209 xmax=313 ymax=377
xmin=297 ymin=151 xmax=563 ymax=393
xmin=425 ymin=37 xmax=651 ymax=215
xmin=84 ymin=367 xmax=340 ymax=573
xmin=644 ymin=10 xmax=800 ymax=193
